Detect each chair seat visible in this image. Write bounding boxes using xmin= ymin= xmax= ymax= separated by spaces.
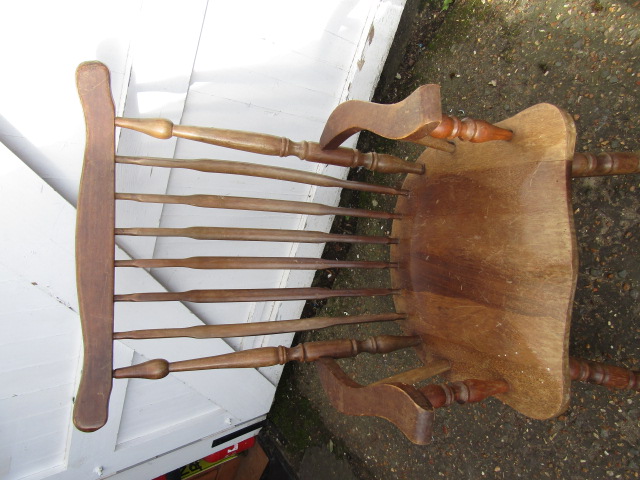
xmin=391 ymin=103 xmax=578 ymax=419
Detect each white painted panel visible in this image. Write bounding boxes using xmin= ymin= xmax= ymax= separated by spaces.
xmin=0 ymin=142 xmax=271 ymax=479
xmin=148 ymin=0 xmax=396 ymax=354
xmin=0 ymin=0 xmax=139 ymax=204
xmin=116 ymin=355 xmax=221 ymax=446
xmin=0 ymin=265 xmax=79 ymax=480
xmin=115 ymin=0 xmax=209 ymax=261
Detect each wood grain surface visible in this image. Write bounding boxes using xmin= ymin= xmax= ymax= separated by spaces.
xmin=391 ymin=103 xmax=578 ymax=419
xmin=73 ymin=61 xmax=116 ymax=432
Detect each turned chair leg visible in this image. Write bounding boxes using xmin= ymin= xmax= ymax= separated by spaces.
xmin=316 ymin=357 xmax=510 ymax=445
xmin=570 ymin=357 xmax=639 ymax=391
xmin=572 ymin=151 xmax=640 ymax=177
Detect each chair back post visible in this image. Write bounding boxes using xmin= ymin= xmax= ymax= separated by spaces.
xmin=74 ymin=61 xmax=116 ymax=432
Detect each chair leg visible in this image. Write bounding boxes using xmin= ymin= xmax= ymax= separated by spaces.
xmin=419 ymin=379 xmax=510 ymax=408
xmin=316 ymin=357 xmax=510 ymax=444
xmin=571 ymin=151 xmax=640 ymax=176
xmin=570 ymin=357 xmax=639 ymax=391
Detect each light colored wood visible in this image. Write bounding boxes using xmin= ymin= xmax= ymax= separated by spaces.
xmin=391 ymin=103 xmax=578 ymax=420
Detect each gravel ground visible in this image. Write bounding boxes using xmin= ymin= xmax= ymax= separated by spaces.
xmin=263 ymin=1 xmax=640 ymax=479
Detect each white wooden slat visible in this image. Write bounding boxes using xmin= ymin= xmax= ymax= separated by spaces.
xmin=0 ymin=142 xmax=270 ymax=478
xmin=0 ymin=0 xmax=139 ymax=205
xmin=115 ymin=0 xmax=209 ymax=261
xmin=116 ymin=356 xmax=221 ymax=445
xmin=0 ymin=383 xmax=72 ymax=480
xmin=340 ymin=0 xmax=406 ymax=102
xmin=0 ymin=263 xmax=80 ymax=480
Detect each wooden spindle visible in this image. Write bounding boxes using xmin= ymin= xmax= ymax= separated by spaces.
xmin=114 ymin=313 xmax=405 ymax=340
xmin=569 ymin=357 xmax=639 ymax=391
xmin=113 ymin=334 xmax=421 ymax=379
xmin=115 ymin=226 xmax=398 ymax=245
xmin=420 ymin=379 xmax=510 ymax=409
xmin=114 ymin=287 xmax=399 ymax=303
xmin=429 ymin=115 xmax=513 ymax=143
xmin=116 ymin=156 xmax=408 ymax=196
xmin=115 ymin=117 xmax=424 ymax=175
xmin=115 ymin=193 xmax=400 ymax=220
xmin=571 ymin=151 xmax=640 ymax=177
xmin=115 ymin=256 xmax=396 ymax=270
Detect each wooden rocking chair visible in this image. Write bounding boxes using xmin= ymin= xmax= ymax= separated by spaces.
xmin=73 ymin=61 xmax=639 ymax=444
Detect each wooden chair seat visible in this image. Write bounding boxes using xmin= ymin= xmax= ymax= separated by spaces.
xmin=392 ymin=103 xmax=577 ymax=419
xmin=73 ymin=61 xmax=639 ymax=442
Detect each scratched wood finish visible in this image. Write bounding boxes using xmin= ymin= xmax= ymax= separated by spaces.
xmin=115 ymin=256 xmax=396 ymax=270
xmin=115 ymin=117 xmax=424 ymax=174
xmin=114 ymin=335 xmax=421 ymax=379
xmin=115 ymin=226 xmax=397 ymax=244
xmin=391 ymin=103 xmax=578 ymax=420
xmin=73 ymin=62 xmax=116 ymax=433
xmin=116 ymin=156 xmax=407 ymax=196
xmin=114 ymin=313 xmax=405 ymax=340
xmin=116 ymin=192 xmax=400 ymax=220
xmin=115 ymin=287 xmax=399 ymax=303
xmin=571 ymin=151 xmax=640 ymax=176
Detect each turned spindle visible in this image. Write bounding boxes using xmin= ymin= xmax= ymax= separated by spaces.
xmin=116 ymin=156 xmax=408 ymax=196
xmin=115 ymin=192 xmax=400 ymax=220
xmin=420 ymin=379 xmax=510 ymax=409
xmin=570 ymin=357 xmax=639 ymax=391
xmin=571 ymin=151 xmax=640 ymax=177
xmin=115 ymin=117 xmax=424 ymax=174
xmin=114 ymin=313 xmax=405 ymax=340
xmin=115 ymin=226 xmax=398 ymax=245
xmin=429 ymin=115 xmax=513 ymax=143
xmin=114 ymin=334 xmax=421 ymax=379
xmin=115 ymin=256 xmax=396 ymax=270
xmin=114 ymin=287 xmax=399 ymax=303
